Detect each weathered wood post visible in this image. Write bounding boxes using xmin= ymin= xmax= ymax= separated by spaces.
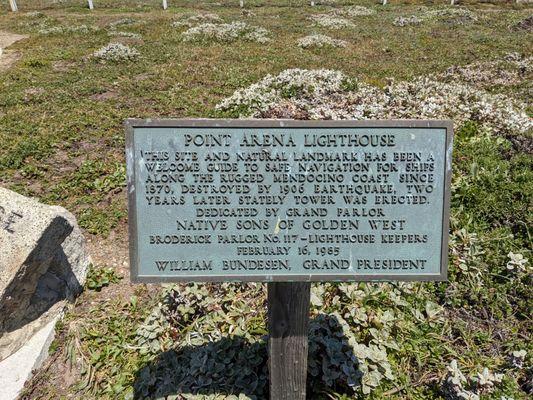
xmin=162 ymin=0 xmax=168 ymax=10
xmin=268 ymin=282 xmax=311 ymax=400
xmin=8 ymin=0 xmax=18 ymax=12
xmin=87 ymin=0 xmax=94 ymax=10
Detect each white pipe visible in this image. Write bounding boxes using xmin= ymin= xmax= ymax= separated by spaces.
xmin=162 ymin=0 xmax=168 ymax=10
xmin=88 ymin=0 xmax=94 ymax=10
xmin=9 ymin=0 xmax=18 ymax=12
xmin=382 ymin=0 xmax=387 ymax=5
xmin=240 ymin=0 xmax=244 ymax=8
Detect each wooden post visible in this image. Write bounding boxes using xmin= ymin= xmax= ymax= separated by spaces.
xmin=9 ymin=0 xmax=18 ymax=12
xmin=162 ymin=0 xmax=168 ymax=9
xmin=268 ymin=282 xmax=311 ymax=400
xmin=87 ymin=0 xmax=94 ymax=10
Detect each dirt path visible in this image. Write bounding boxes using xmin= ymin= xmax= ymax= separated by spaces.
xmin=0 ymin=31 xmax=29 ymax=71
xmin=85 ymin=222 xmax=130 ymax=278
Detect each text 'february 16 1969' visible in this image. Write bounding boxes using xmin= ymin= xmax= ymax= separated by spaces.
xmin=126 ymin=120 xmax=453 ymax=282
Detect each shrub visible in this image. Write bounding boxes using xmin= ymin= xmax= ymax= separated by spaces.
xmin=182 ymin=22 xmax=270 ymax=43
xmin=308 ymin=14 xmax=354 ymax=29
xmin=297 ymin=34 xmax=347 ymax=49
xmin=393 ymin=15 xmax=422 ymax=27
xmin=93 ymin=43 xmax=140 ymax=62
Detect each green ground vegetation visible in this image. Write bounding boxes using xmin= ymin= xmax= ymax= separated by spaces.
xmin=0 ymin=1 xmax=531 ymax=399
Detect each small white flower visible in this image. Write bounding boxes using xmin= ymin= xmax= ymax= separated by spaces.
xmin=182 ymin=22 xmax=270 ymax=43
xmin=216 ymin=69 xmax=352 ymax=116
xmin=393 ymin=15 xmax=422 ymax=27
xmin=297 ymin=34 xmax=347 ymax=49
xmin=308 ymin=14 xmax=354 ymax=29
xmin=39 ymin=25 xmax=99 ymax=35
xmin=216 ymin=57 xmax=532 ymax=136
xmin=93 ymin=43 xmax=140 ymax=62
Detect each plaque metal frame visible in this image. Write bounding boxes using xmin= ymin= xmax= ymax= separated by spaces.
xmin=126 ymin=119 xmax=453 ymax=283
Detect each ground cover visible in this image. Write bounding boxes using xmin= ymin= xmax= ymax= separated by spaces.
xmin=0 ymin=1 xmax=531 ymax=399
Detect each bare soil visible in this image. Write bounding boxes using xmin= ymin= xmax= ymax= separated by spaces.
xmin=0 ymin=31 xmax=28 ymax=71
xmin=86 ymin=222 xmax=130 ymax=277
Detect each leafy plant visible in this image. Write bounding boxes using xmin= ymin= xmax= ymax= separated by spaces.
xmin=86 ymin=265 xmax=122 ymax=291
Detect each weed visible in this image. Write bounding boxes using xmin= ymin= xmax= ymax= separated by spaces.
xmin=86 ymin=265 xmax=123 ymax=291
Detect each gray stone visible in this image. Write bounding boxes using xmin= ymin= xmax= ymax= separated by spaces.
xmin=0 ymin=314 xmax=60 ymax=400
xmin=0 ymin=187 xmax=90 ymax=361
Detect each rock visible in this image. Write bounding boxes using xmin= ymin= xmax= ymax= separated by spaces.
xmin=0 ymin=314 xmax=60 ymax=400
xmin=0 ymin=31 xmax=28 ymax=72
xmin=0 ymin=187 xmax=90 ymax=361
xmin=0 ymin=31 xmax=28 ymax=51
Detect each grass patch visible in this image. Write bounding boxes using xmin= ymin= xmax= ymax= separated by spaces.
xmin=86 ymin=265 xmax=123 ymax=291
xmin=3 ymin=1 xmax=532 ymax=399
